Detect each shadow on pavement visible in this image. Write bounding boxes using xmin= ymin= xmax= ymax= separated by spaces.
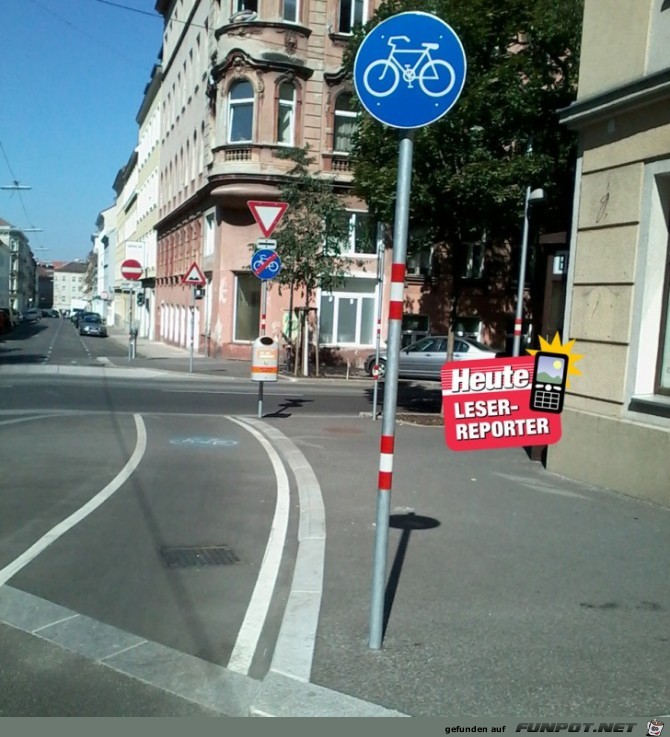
xmin=383 ymin=512 xmax=441 ymax=640
xmin=366 ymin=381 xmax=443 ymax=414
xmin=0 ymin=351 xmax=47 ymax=364
xmin=263 ymin=397 xmax=314 ymax=418
xmin=0 ymin=322 xmax=48 ymax=342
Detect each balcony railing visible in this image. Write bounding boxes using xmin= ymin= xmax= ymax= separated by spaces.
xmin=224 ymin=146 xmax=253 ymax=162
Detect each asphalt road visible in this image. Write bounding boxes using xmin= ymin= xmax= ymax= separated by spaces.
xmin=3 ymin=318 xmax=667 ymax=718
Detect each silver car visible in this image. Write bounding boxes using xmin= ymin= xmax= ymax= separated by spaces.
xmin=365 ymin=335 xmax=499 ymax=380
xmin=79 ymin=314 xmax=107 ymax=337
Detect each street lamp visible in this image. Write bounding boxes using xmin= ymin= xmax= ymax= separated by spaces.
xmin=512 ymin=186 xmax=545 ymax=356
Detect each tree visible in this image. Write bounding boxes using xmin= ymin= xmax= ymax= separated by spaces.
xmin=272 ymin=145 xmax=353 ymax=373
xmin=83 ymin=249 xmax=97 ymax=299
xmin=345 ymin=0 xmax=583 ymax=346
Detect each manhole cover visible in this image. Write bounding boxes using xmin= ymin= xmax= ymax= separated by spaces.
xmin=159 ymin=545 xmax=239 ymax=568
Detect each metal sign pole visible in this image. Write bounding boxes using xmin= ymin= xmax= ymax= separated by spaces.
xmin=369 ymin=130 xmax=414 ymax=650
xmin=258 ymin=280 xmax=268 ymax=418
xmin=372 ymin=236 xmax=385 ymax=420
xmin=513 ymin=186 xmax=532 ymax=357
xmin=189 ymin=286 xmax=195 ymax=373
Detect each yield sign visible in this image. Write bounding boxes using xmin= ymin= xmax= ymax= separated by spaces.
xmin=248 ymin=200 xmax=288 ymax=237
xmin=182 ymin=261 xmax=206 ymax=286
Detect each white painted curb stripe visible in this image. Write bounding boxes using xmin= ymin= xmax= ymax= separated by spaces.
xmin=226 ymin=416 xmax=290 ymax=675
xmin=0 ymin=414 xmax=147 ymax=587
xmin=239 ymin=419 xmax=326 ymax=683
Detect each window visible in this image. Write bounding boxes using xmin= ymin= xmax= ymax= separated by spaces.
xmin=277 ymin=82 xmax=296 ymax=145
xmin=454 ymin=316 xmax=483 ymax=341
xmin=657 ymin=235 xmax=670 ymax=393
xmin=227 ymin=80 xmax=254 ymax=143
xmin=333 ymin=92 xmax=357 ymax=153
xmin=339 ymin=211 xmax=377 ymax=255
xmin=462 ymin=241 xmax=485 ymax=279
xmin=319 ymin=278 xmax=376 ymax=345
xmin=407 ymin=247 xmax=432 ymax=276
xmin=338 ymin=0 xmax=365 ymax=33
xmin=204 ymin=210 xmax=216 ymax=257
xmin=234 ymin=273 xmax=261 ymax=341
xmin=282 ymin=0 xmax=298 ymax=22
xmin=234 ymin=0 xmax=257 ymax=12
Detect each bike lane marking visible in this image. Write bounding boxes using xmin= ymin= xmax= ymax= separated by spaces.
xmin=231 ymin=417 xmax=326 ymax=683
xmin=225 ymin=415 xmax=290 ymax=675
xmin=0 ymin=413 xmax=147 ymax=587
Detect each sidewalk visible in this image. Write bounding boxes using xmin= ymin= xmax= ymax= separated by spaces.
xmin=104 ymin=327 xmax=371 ymax=384
xmin=274 ymin=416 xmax=669 ymax=717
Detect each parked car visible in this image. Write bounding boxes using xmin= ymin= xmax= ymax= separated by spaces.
xmin=365 ymin=335 xmax=500 ymax=380
xmin=73 ymin=310 xmax=98 ymax=327
xmin=79 ymin=313 xmax=107 ymax=337
xmin=70 ymin=308 xmax=86 ymax=325
xmin=22 ymin=308 xmax=42 ymax=323
xmin=0 ymin=307 xmax=18 ymax=332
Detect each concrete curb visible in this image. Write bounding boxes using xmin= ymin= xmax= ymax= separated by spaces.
xmin=0 ymin=586 xmax=407 ymax=716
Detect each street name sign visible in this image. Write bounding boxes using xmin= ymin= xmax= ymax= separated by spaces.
xmin=248 ymin=201 xmax=288 ymax=237
xmin=353 ymin=11 xmax=467 ymax=129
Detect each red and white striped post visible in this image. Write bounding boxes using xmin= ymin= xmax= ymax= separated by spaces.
xmin=259 ymin=281 xmax=267 ymax=337
xmin=369 ymin=130 xmax=414 ymax=650
xmin=371 ymin=240 xmax=385 ymax=420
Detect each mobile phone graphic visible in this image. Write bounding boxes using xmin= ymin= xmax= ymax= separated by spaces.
xmin=529 ymin=352 xmax=568 ymax=414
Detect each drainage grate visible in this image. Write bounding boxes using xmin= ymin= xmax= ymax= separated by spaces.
xmin=159 ymin=545 xmax=240 ymax=568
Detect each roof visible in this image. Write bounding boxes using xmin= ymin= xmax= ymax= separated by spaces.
xmin=54 ymin=261 xmax=88 ymax=274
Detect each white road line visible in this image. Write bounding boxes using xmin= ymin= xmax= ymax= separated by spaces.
xmin=236 ymin=418 xmax=326 ymax=683
xmin=0 ymin=414 xmax=147 ymax=587
xmin=0 ymin=414 xmax=67 ymax=427
xmin=225 ymin=416 xmax=290 ymax=675
xmin=43 ymin=316 xmax=64 ymax=364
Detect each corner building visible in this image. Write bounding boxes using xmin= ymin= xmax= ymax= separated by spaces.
xmin=155 ymin=0 xmax=384 ymax=362
xmin=550 ymin=0 xmax=670 ymax=505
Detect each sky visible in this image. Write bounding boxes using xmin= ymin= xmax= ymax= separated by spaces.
xmin=0 ymin=0 xmax=164 ymax=263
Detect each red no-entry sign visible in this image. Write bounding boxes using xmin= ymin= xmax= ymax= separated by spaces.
xmin=121 ymin=258 xmax=143 ymax=280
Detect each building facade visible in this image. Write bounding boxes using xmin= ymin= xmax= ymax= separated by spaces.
xmin=0 ymin=219 xmax=37 ymax=313
xmin=550 ymin=0 xmax=670 ymax=505
xmin=135 ymin=64 xmax=163 ymax=340
xmin=0 ymin=238 xmax=9 ymax=310
xmin=91 ymin=206 xmax=117 ymax=324
xmin=153 ymin=0 xmax=385 ymax=364
xmin=112 ymin=152 xmax=139 ymax=329
xmin=53 ymin=261 xmax=89 ymax=314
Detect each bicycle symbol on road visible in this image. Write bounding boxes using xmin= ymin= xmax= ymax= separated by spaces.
xmin=362 ymin=35 xmax=456 ymax=99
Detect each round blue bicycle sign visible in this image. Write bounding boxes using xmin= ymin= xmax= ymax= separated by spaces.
xmin=353 ymin=11 xmax=467 ymax=129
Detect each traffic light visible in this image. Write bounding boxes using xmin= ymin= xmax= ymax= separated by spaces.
xmin=136 ymin=292 xmax=145 ymax=306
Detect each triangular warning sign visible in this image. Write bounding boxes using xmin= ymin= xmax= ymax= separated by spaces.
xmin=182 ymin=261 xmax=206 ymax=286
xmin=248 ymin=200 xmax=288 ymax=238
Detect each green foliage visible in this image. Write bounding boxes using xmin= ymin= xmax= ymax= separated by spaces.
xmin=346 ymin=0 xmax=584 ymax=251
xmin=272 ymin=145 xmax=352 ymax=300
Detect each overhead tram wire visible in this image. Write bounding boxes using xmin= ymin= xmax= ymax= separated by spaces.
xmin=89 ymin=0 xmax=207 ymax=29
xmin=0 ymin=139 xmax=45 ymax=252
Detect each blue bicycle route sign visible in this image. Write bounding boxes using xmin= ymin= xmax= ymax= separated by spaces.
xmin=251 ymin=248 xmax=282 ymax=281
xmin=353 ymin=11 xmax=467 ymax=129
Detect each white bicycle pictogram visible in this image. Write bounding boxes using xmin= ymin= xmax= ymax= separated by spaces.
xmin=362 ymin=35 xmax=456 ymax=98
xmin=252 ymin=255 xmax=280 ymax=273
